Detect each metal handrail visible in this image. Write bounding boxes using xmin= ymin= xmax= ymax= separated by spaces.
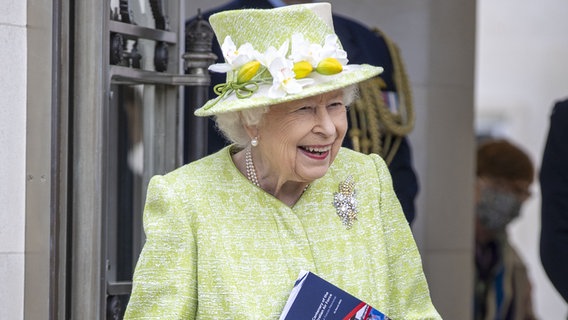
xmin=109 ymin=20 xmax=177 ymax=44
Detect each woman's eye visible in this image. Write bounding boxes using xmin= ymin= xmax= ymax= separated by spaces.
xmin=297 ymin=105 xmax=313 ymax=112
xmin=328 ymin=102 xmax=344 ymax=109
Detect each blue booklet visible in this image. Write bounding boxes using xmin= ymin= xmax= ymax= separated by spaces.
xmin=279 ymin=270 xmax=390 ymax=320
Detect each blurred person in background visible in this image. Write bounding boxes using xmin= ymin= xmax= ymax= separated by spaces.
xmin=474 ymin=139 xmax=537 ymax=320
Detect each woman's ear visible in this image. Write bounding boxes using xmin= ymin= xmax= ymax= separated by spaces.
xmin=239 ymin=116 xmax=258 ymax=142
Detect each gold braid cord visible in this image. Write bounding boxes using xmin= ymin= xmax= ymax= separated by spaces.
xmin=348 ymin=27 xmax=414 ymax=165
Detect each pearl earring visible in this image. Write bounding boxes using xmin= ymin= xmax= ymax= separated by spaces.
xmin=251 ymin=137 xmax=258 ymax=147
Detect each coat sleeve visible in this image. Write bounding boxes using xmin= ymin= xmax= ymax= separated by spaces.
xmin=539 ymin=100 xmax=568 ymax=303
xmin=370 ymin=154 xmax=442 ymax=319
xmin=124 ymin=175 xmax=198 ymax=319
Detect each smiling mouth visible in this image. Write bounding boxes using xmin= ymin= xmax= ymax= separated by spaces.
xmin=299 ymin=145 xmax=332 ymax=157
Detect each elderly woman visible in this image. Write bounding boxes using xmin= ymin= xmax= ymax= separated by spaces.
xmin=125 ymin=3 xmax=440 ymax=319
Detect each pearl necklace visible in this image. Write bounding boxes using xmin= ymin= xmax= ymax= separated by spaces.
xmin=244 ymin=147 xmax=310 ymax=193
xmin=245 ymin=147 xmax=260 ymax=187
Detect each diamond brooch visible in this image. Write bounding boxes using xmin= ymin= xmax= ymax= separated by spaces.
xmin=333 ymin=175 xmax=358 ymax=229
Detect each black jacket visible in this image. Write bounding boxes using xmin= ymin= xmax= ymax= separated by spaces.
xmin=540 ymin=98 xmax=568 ymax=303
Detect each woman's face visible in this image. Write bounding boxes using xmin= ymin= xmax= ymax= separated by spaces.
xmin=254 ymin=90 xmax=347 ymax=184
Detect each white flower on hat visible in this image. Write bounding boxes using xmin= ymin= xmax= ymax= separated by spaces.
xmin=207 ymin=32 xmax=349 ymax=106
xmin=289 ymin=33 xmax=320 ymax=66
xmin=267 ymin=56 xmax=314 ymax=98
xmin=259 ymin=40 xmax=290 ymax=70
xmin=321 ymin=34 xmax=348 ymax=65
xmin=289 ymin=34 xmax=348 ymax=69
xmin=209 ymin=36 xmax=260 ymax=73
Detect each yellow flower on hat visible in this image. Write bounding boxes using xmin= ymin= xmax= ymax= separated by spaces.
xmin=292 ymin=61 xmax=313 ymax=79
xmin=316 ymin=57 xmax=343 ymax=75
xmin=237 ymin=60 xmax=261 ymax=83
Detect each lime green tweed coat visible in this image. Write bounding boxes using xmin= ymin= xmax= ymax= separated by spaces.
xmin=125 ymin=146 xmax=441 ymax=319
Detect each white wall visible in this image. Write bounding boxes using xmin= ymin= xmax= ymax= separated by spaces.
xmin=0 ymin=1 xmax=26 ymax=319
xmin=476 ymin=0 xmax=568 ymax=318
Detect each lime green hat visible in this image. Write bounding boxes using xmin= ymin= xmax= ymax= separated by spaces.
xmin=194 ymin=3 xmax=384 ymax=117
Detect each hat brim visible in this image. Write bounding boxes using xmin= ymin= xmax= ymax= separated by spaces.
xmin=194 ymin=64 xmax=383 ymax=117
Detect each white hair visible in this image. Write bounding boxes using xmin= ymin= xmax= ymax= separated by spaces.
xmin=214 ymin=85 xmax=358 ymax=148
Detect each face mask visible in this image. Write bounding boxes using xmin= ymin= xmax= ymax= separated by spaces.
xmin=476 ymin=186 xmax=523 ymax=231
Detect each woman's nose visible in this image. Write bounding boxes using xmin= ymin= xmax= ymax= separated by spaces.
xmin=313 ymin=107 xmax=335 ymax=136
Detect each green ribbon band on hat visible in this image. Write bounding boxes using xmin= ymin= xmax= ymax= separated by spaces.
xmin=206 ymin=81 xmax=262 ymax=110
xmin=214 ymin=81 xmax=259 ymax=99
